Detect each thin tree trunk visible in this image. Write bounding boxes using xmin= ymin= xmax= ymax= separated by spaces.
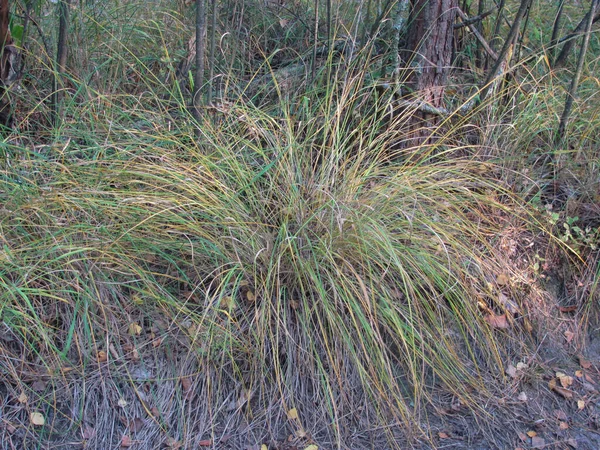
xmin=553 ymin=7 xmax=600 ymax=68
xmin=311 ymin=0 xmax=319 ymax=81
xmin=207 ymin=0 xmax=217 ymax=106
xmin=556 ymin=0 xmax=598 ymax=142
xmin=52 ymin=0 xmax=70 ymax=126
xmin=550 ymin=0 xmax=565 ymax=62
xmin=193 ymin=0 xmax=206 ymax=124
xmin=479 ymin=0 xmax=531 ymax=102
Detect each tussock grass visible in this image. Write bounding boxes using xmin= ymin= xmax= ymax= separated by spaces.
xmin=1 ymin=2 xmax=599 ymax=447
xmin=0 ymin=69 xmax=538 ymax=447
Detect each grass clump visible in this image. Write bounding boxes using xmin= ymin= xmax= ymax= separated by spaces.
xmin=0 ymin=70 xmax=534 ymax=447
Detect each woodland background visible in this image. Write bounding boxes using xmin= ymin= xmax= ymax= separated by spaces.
xmin=0 ymin=0 xmax=599 ymax=448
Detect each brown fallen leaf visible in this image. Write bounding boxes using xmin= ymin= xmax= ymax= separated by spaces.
xmin=531 ymin=436 xmax=545 ymax=448
xmin=567 ymin=437 xmax=578 ymax=448
xmin=559 ymin=421 xmax=569 ymax=430
xmin=557 ymin=372 xmax=574 ymax=388
xmin=484 ymin=313 xmax=509 ymax=329
xmin=150 ymin=406 xmax=160 ymax=418
xmin=287 ymin=407 xmax=299 ymax=420
xmin=128 ymin=322 xmax=142 ymax=336
xmin=30 ymin=412 xmax=45 ymax=426
xmin=127 ymin=418 xmax=144 ymax=433
xmin=180 ymin=377 xmax=192 ymax=393
xmin=5 ymin=422 xmax=16 ymax=434
xmin=97 ymin=350 xmax=108 ymax=362
xmin=564 ymin=330 xmax=575 ymax=343
xmin=506 ymin=364 xmax=518 ymax=378
xmin=31 ymin=380 xmax=47 ymax=391
xmin=559 ymin=305 xmax=577 ymax=313
xmin=526 ymin=430 xmax=537 ymax=437
xmin=438 ymin=431 xmax=450 ymax=439
xmin=82 ymin=425 xmax=95 ymax=439
xmin=517 ymin=432 xmax=528 ymax=442
xmin=554 ymin=409 xmax=568 ymax=421
xmin=496 ymin=273 xmax=510 ymax=286
xmin=198 ymin=439 xmax=212 ymax=446
xmin=549 ymin=379 xmax=574 ymax=399
xmin=579 ymin=356 xmax=592 ymax=369
xmin=577 ymin=400 xmax=585 ymax=410
xmin=165 ymin=437 xmax=182 ymax=448
xmin=120 ymin=435 xmax=133 ymax=448
xmin=518 ymin=392 xmax=528 ymax=402
xmin=17 ymin=392 xmax=28 ymax=404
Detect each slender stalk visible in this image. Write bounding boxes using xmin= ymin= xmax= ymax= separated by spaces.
xmin=52 ymin=0 xmax=70 ymax=127
xmin=556 ymin=0 xmax=598 ymax=142
xmin=311 ymin=0 xmax=319 ymax=81
xmin=207 ymin=0 xmax=217 ymax=105
xmin=550 ymin=0 xmax=565 ymax=62
xmin=479 ymin=0 xmax=532 ymax=102
xmin=193 ymin=0 xmax=206 ymax=124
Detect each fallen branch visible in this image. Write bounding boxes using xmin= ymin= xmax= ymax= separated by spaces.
xmin=456 ymin=8 xmax=498 ymax=61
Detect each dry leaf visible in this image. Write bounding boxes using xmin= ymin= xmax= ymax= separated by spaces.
xmin=128 ymin=418 xmax=144 ymax=433
xmin=575 ymin=370 xmax=583 ymax=378
xmin=304 ymin=446 xmax=318 ymax=450
xmin=30 ymin=412 xmax=45 ymax=426
xmin=557 ymin=372 xmax=573 ymax=388
xmin=516 ymin=362 xmax=528 ymax=370
xmin=549 ymin=379 xmax=574 ymax=399
xmin=517 ymin=432 xmax=528 ymax=441
xmin=531 ymin=436 xmax=545 ymax=448
xmin=559 ymin=421 xmax=569 ymax=430
xmin=246 ymin=290 xmax=255 ymax=302
xmin=165 ymin=437 xmax=182 ymax=449
xmin=120 ymin=435 xmax=133 ymax=448
xmin=567 ymin=438 xmax=578 ymax=448
xmin=559 ymin=305 xmax=577 ymax=313
xmin=31 ymin=380 xmax=47 ymax=391
xmin=579 ymin=356 xmax=592 ymax=369
xmin=526 ymin=431 xmax=537 ymax=437
xmin=97 ymin=350 xmax=108 ymax=362
xmin=577 ymin=400 xmax=585 ymax=410
xmin=118 ymin=398 xmax=128 ymax=408
xmin=496 ymin=273 xmax=510 ymax=285
xmin=128 ymin=322 xmax=142 ymax=336
xmin=5 ymin=422 xmax=16 ymax=434
xmin=485 ymin=313 xmax=509 ymax=329
xmin=150 ymin=406 xmax=160 ymax=417
xmin=261 ymin=445 xmax=268 ymax=450
xmin=287 ymin=407 xmax=299 ymax=420
xmin=518 ymin=392 xmax=528 ymax=402
xmin=295 ymin=428 xmax=307 ymax=438
xmin=564 ymin=330 xmax=575 ymax=343
xmin=279 ymin=18 xmax=289 ymax=28
xmin=498 ymin=292 xmax=519 ymax=314
xmin=554 ymin=409 xmax=568 ymax=421
xmin=82 ymin=425 xmax=95 ymax=439
xmin=18 ymin=392 xmax=28 ymax=404
xmin=506 ymin=364 xmax=518 ymax=378
xmin=198 ymin=439 xmax=212 ymax=446
xmin=438 ymin=432 xmax=450 ymax=439
xmin=180 ymin=377 xmax=192 ymax=392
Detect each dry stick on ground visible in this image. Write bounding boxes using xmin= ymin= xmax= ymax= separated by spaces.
xmin=554 ymin=7 xmax=600 ymax=68
xmin=556 ymin=0 xmax=598 ymax=144
xmin=479 ymin=0 xmax=532 ymax=103
xmin=193 ymin=0 xmax=206 ymax=126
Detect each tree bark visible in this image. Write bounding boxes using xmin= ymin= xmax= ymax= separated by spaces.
xmin=405 ymin=0 xmax=458 ymax=109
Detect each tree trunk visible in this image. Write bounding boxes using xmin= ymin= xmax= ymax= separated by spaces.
xmin=402 ymin=0 xmax=458 ymax=144
xmin=405 ymin=0 xmax=457 ymax=109
xmin=0 ymin=0 xmax=15 ymax=129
